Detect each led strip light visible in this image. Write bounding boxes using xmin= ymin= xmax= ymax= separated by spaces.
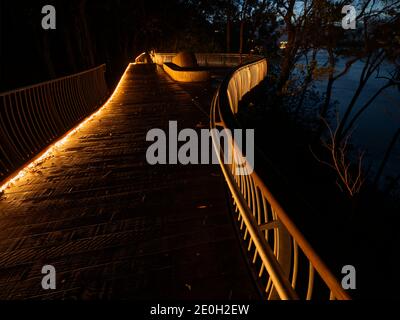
xmin=0 ymin=63 xmax=134 ymax=194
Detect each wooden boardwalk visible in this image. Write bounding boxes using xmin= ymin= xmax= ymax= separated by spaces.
xmin=0 ymin=64 xmax=258 ymax=300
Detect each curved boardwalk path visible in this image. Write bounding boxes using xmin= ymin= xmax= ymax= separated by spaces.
xmin=0 ymin=64 xmax=258 ymax=299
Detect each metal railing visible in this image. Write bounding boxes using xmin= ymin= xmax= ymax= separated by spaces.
xmin=0 ymin=65 xmax=109 ymax=181
xmin=210 ymin=57 xmax=351 ymax=300
xmin=151 ymin=52 xmax=260 ymax=67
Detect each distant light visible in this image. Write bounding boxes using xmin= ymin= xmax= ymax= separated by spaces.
xmin=279 ymin=41 xmax=288 ymax=49
xmin=0 ymin=63 xmax=134 ymax=194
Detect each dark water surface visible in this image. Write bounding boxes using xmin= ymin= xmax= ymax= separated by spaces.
xmin=301 ymin=52 xmax=400 ymax=184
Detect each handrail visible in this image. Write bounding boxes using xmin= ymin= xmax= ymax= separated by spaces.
xmin=0 ymin=64 xmax=109 ymax=183
xmin=210 ymin=57 xmax=351 ymax=300
xmin=0 ymin=65 xmax=107 ymax=97
xmin=151 ymin=52 xmax=262 ymax=67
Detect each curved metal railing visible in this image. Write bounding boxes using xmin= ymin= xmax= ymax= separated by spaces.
xmin=210 ymin=57 xmax=351 ymax=300
xmin=0 ymin=65 xmax=109 ymax=182
xmin=151 ymin=52 xmax=260 ymax=67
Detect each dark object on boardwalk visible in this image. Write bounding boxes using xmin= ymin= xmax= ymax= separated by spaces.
xmin=172 ymin=52 xmax=199 ymax=68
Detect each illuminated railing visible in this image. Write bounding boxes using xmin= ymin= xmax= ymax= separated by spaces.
xmin=210 ymin=57 xmax=351 ymax=300
xmin=151 ymin=52 xmax=259 ymax=67
xmin=0 ymin=65 xmax=108 ymax=184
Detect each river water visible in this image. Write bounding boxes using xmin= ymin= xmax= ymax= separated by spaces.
xmin=302 ymin=52 xmax=400 ymax=186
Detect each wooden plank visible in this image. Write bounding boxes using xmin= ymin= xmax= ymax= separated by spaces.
xmin=0 ymin=64 xmax=258 ymax=300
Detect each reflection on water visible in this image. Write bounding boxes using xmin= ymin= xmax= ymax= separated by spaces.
xmin=300 ymin=52 xmax=400 ymax=183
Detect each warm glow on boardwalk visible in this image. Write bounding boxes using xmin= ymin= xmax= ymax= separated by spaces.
xmin=0 ymin=64 xmax=134 ymax=194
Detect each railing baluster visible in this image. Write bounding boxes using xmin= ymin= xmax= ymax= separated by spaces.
xmin=39 ymin=84 xmax=57 ymax=142
xmin=306 ymin=263 xmax=315 ymax=300
xmin=24 ymin=88 xmax=42 ymax=151
xmin=0 ymin=64 xmax=108 ymax=187
xmin=29 ymin=86 xmax=48 ymax=144
xmin=41 ymin=83 xmax=58 ymax=139
xmin=210 ymin=55 xmax=350 ymax=300
xmin=16 ymin=91 xmax=36 ymax=155
xmin=292 ymin=239 xmax=299 ymax=290
xmin=5 ymin=94 xmax=27 ymax=161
